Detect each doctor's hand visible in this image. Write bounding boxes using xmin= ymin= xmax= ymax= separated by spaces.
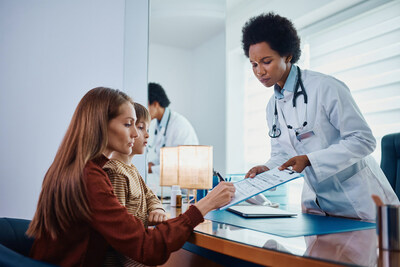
xmin=245 ymin=165 xmax=270 ymax=178
xmin=279 ymin=155 xmax=310 ymax=173
xmin=148 ymin=162 xmax=155 ymax=173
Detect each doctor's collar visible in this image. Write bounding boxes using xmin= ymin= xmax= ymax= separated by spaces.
xmin=157 ymin=107 xmax=171 ymax=129
xmin=274 ymin=64 xmax=298 ymax=100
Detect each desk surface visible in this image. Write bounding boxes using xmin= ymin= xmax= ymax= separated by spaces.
xmin=167 ymin=203 xmax=399 ymax=267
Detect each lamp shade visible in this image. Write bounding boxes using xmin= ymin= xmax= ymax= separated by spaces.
xmin=160 ymin=145 xmax=213 ymax=189
xmin=159 ymin=147 xmax=179 ymax=186
xmin=178 ymin=145 xmax=213 ymax=189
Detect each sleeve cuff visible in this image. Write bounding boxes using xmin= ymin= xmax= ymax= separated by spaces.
xmin=151 ymin=165 xmax=160 ymax=175
xmin=306 ymin=151 xmax=321 ymax=178
xmin=183 ymin=205 xmax=204 ymax=228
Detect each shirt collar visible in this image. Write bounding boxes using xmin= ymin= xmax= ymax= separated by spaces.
xmin=274 ymin=65 xmax=297 ymax=99
xmin=157 ymin=107 xmax=171 ymax=129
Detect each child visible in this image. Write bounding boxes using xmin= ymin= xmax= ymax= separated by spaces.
xmin=103 ymin=102 xmax=167 ymax=266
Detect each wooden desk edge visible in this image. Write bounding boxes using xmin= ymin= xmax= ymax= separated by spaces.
xmin=188 ymin=231 xmax=341 ymax=267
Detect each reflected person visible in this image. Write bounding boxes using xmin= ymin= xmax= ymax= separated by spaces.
xmin=263 ymin=229 xmax=377 ymax=266
xmin=304 ymin=230 xmax=377 ymax=266
xmin=147 ymin=82 xmax=199 ymax=196
xmin=242 ymin=13 xmax=398 ymax=221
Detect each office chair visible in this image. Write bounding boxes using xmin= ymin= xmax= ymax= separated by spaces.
xmin=380 ymin=132 xmax=400 ymax=198
xmin=0 ymin=217 xmax=56 ymax=266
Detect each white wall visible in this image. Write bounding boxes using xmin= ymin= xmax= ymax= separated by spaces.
xmin=192 ymin=32 xmax=226 ymax=175
xmin=0 ymin=0 xmax=148 ymax=219
xmin=148 ymin=43 xmax=192 ymax=114
xmin=124 ymin=0 xmax=149 ymax=176
xmin=148 ymin=32 xmax=226 ymax=174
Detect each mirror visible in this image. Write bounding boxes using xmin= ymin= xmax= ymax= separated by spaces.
xmin=148 ymin=0 xmax=227 ymax=178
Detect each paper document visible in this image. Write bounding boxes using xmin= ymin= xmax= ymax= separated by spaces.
xmin=220 ymin=167 xmax=303 ymax=210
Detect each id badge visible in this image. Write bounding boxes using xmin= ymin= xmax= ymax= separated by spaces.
xmin=296 ymin=130 xmax=315 ymax=141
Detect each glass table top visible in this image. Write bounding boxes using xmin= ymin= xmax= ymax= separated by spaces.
xmin=164 ymin=179 xmax=399 ymax=266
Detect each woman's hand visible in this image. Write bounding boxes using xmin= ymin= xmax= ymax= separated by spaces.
xmin=148 ymin=209 xmax=168 ymax=225
xmin=194 ymin=182 xmax=235 ymax=216
xmin=245 ymin=165 xmax=269 ymax=178
xmin=279 ymin=155 xmax=310 ymax=173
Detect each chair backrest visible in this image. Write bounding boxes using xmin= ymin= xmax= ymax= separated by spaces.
xmin=0 ymin=217 xmax=34 ymax=256
xmin=381 ymin=132 xmax=400 ymax=198
xmin=0 ymin=217 xmax=56 ymax=266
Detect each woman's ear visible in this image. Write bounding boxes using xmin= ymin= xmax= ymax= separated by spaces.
xmin=286 ymin=55 xmax=292 ymax=63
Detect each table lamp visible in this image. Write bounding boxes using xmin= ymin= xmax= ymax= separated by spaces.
xmin=160 ymin=145 xmax=213 ymax=202
xmin=159 ymin=146 xmax=179 ymax=187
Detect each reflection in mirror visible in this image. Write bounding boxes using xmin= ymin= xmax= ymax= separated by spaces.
xmin=147 ymin=0 xmax=226 ymax=195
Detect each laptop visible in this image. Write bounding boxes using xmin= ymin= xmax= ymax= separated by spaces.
xmin=227 ymin=205 xmax=297 ymax=218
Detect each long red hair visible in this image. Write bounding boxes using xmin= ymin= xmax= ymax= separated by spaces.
xmin=27 ymin=87 xmax=133 ymax=239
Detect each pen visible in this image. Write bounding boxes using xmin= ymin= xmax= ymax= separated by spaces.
xmin=283 ymin=167 xmax=295 ymax=174
xmin=216 ymin=171 xmax=225 ymax=182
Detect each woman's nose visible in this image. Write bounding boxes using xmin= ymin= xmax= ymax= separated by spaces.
xmin=131 ymin=125 xmax=139 ymax=138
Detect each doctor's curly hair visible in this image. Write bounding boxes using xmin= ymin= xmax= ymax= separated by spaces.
xmin=242 ymin=12 xmax=301 ymax=64
xmin=148 ymin=82 xmax=171 ymax=108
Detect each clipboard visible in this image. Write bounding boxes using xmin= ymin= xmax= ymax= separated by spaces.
xmin=219 ymin=167 xmax=303 ymax=210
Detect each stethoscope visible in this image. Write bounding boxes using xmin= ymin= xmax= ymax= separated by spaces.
xmin=152 ymin=109 xmax=171 ymax=148
xmin=269 ymin=66 xmax=308 ymax=138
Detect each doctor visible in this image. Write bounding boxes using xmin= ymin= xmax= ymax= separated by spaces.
xmin=243 ymin=13 xmax=399 ymax=221
xmin=147 ymin=82 xmax=199 ymax=196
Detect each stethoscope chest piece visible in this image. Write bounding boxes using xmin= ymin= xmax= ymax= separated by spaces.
xmin=268 ymin=103 xmax=281 ymax=138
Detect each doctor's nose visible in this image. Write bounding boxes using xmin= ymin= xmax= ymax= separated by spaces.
xmin=255 ymin=65 xmax=266 ymax=77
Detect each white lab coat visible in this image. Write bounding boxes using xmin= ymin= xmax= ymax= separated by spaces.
xmin=146 ymin=110 xmax=199 ymax=196
xmin=265 ymin=68 xmax=399 ymax=221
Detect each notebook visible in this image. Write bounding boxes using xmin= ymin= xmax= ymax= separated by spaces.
xmin=227 ymin=205 xmax=297 ymax=218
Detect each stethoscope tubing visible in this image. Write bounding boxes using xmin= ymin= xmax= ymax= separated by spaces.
xmin=152 ymin=109 xmax=171 ymax=148
xmin=269 ymin=66 xmax=308 ymax=138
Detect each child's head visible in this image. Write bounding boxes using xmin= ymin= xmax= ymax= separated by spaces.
xmin=134 ymin=102 xmax=151 ymax=125
xmin=131 ymin=102 xmax=151 ymax=155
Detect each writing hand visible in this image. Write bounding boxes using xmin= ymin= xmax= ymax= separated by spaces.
xmin=194 ymin=182 xmax=235 ymax=216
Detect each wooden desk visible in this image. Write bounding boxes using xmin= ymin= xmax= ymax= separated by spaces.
xmin=162 ymin=204 xmax=383 ymax=267
xmin=187 ymin=222 xmax=340 ymax=267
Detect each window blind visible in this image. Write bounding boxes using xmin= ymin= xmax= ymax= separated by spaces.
xmin=303 ymin=0 xmax=400 ymax=162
